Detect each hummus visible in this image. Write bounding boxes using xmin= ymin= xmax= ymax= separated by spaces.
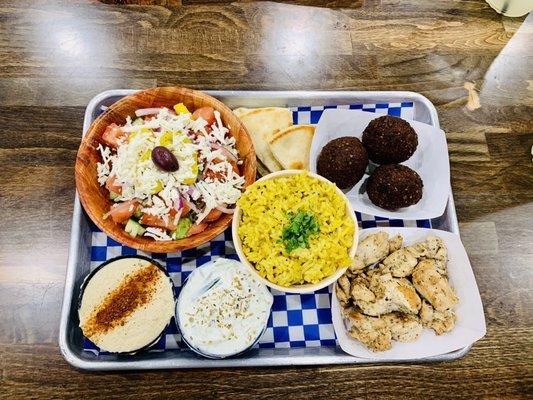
xmin=79 ymin=257 xmax=174 ymax=353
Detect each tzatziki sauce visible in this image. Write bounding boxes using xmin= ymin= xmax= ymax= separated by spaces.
xmin=177 ymin=258 xmax=273 ymax=358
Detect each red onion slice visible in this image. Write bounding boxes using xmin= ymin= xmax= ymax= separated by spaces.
xmin=135 ymin=108 xmax=162 ymax=117
xmin=173 ymin=196 xmax=183 ymax=211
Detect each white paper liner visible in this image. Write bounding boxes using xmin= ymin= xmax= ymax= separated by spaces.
xmin=332 ymin=227 xmax=486 ymax=360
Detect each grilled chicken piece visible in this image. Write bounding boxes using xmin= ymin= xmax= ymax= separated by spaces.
xmin=401 ymin=236 xmax=448 ymax=276
xmin=382 ymin=248 xmax=418 ymax=277
xmin=344 ymin=308 xmax=392 ymax=352
xmin=419 ymin=300 xmax=456 ymax=335
xmin=425 ymin=236 xmax=447 ymax=259
xmin=406 ymin=236 xmax=448 ymax=268
xmin=350 ymin=274 xmax=376 ymax=302
xmin=366 ymin=263 xmax=391 ymax=279
xmin=425 ymin=236 xmax=448 ymax=275
xmin=412 ymin=259 xmax=458 ymax=311
xmin=335 ymin=275 xmax=352 ymax=307
xmin=388 ymin=234 xmax=403 ymax=253
xmin=349 ymin=257 xmax=366 ymax=273
xmin=433 ymin=258 xmax=448 ymax=276
xmin=344 ymin=309 xmax=423 ymax=351
xmin=356 ymin=273 xmax=421 ymax=316
xmin=382 ymin=313 xmax=424 ymax=342
xmin=355 ymin=232 xmax=390 ymax=267
xmin=406 ymin=239 xmax=432 ymax=259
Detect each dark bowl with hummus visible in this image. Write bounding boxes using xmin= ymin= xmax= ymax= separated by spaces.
xmin=77 ymin=255 xmax=175 ymax=354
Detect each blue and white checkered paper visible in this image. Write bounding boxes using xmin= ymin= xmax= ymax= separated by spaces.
xmin=84 ymin=101 xmax=431 ymax=355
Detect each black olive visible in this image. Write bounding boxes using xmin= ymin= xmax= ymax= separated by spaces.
xmin=151 ymin=146 xmax=179 ymax=172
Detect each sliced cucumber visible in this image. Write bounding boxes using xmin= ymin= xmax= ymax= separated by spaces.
xmin=172 ymin=217 xmax=192 ymax=240
xmin=125 ymin=219 xmax=146 ymax=238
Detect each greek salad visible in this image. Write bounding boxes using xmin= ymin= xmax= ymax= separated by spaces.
xmin=96 ymin=103 xmax=244 ymax=241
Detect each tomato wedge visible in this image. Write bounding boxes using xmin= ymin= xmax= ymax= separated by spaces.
xmin=204 ymin=208 xmax=222 ymax=222
xmin=229 ymin=158 xmax=239 ymax=174
xmin=181 ymin=203 xmax=190 ymax=217
xmin=101 ymin=123 xmax=127 ymax=149
xmin=204 ymin=158 xmax=239 ymax=182
xmin=139 ymin=213 xmax=178 ymax=231
xmin=192 ymin=107 xmax=216 ymax=127
xmin=105 ymin=175 xmax=122 ymax=195
xmin=186 ymin=222 xmax=208 ymax=237
xmin=107 ymin=200 xmax=138 ymax=224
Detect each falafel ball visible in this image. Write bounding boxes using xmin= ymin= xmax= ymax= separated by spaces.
xmin=317 ymin=137 xmax=369 ymax=189
xmin=362 ymin=115 xmax=418 ymax=164
xmin=366 ymin=164 xmax=423 ymax=210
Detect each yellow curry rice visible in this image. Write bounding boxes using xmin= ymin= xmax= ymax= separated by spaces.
xmin=237 ymin=172 xmax=355 ymax=287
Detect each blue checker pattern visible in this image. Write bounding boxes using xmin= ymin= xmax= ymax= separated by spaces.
xmin=84 ymin=101 xmax=430 ymax=356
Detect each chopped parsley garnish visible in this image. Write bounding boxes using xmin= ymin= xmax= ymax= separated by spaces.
xmin=280 ymin=210 xmax=320 ymax=253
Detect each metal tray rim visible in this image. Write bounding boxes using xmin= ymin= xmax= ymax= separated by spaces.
xmin=59 ymin=89 xmax=468 ymax=371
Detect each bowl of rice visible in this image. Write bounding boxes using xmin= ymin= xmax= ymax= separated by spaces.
xmin=232 ymin=170 xmax=358 ymax=293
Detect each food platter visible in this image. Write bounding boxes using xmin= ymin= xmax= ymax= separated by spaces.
xmin=59 ymin=90 xmax=472 ymax=370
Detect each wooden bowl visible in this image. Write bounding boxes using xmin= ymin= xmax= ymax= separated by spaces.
xmin=232 ymin=170 xmax=358 ymax=294
xmin=75 ymin=87 xmax=256 ymax=253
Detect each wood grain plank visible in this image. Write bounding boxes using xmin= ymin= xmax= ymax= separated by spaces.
xmin=0 ymin=78 xmax=157 ymax=107
xmin=0 ymin=283 xmax=64 ymax=344
xmin=1 ymin=329 xmax=532 ymax=398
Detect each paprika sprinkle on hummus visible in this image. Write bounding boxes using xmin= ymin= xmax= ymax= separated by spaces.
xmin=81 ymin=263 xmax=160 ymax=337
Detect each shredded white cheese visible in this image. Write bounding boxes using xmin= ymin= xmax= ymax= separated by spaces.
xmin=144 ymin=227 xmax=172 ymax=241
xmin=96 ymin=144 xmax=115 ymax=185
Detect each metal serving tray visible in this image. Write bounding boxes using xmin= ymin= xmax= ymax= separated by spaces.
xmin=59 ymin=90 xmax=466 ymax=371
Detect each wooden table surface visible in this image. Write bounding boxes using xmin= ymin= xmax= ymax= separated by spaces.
xmin=0 ymin=0 xmax=531 ymax=398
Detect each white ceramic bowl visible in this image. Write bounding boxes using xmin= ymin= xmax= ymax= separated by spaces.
xmin=232 ymin=170 xmax=359 ymax=294
xmin=175 ymin=259 xmax=272 ymax=359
